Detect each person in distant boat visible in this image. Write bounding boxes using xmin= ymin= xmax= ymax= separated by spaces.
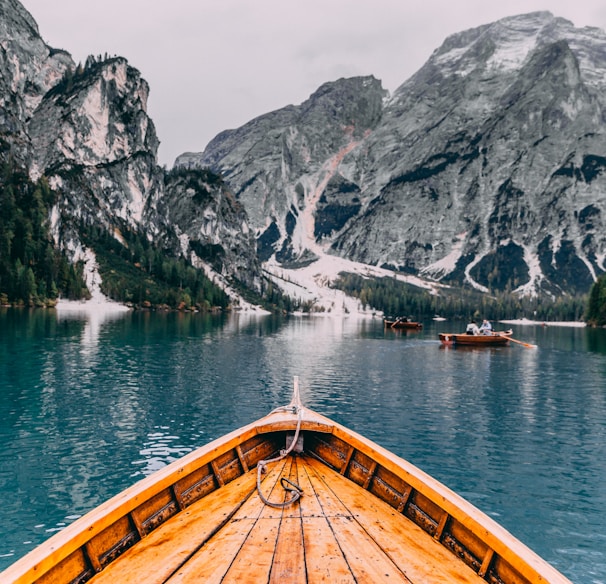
xmin=466 ymin=320 xmax=480 ymax=335
xmin=479 ymin=319 xmax=493 ymax=335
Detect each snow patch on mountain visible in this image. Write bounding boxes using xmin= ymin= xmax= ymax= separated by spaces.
xmin=513 ymin=244 xmax=544 ymax=297
xmin=464 ymin=254 xmax=489 ymax=293
xmin=56 ymin=247 xmax=129 ymax=313
xmin=265 ymin=253 xmax=441 ymax=317
xmin=188 ymin=252 xmax=268 ymax=313
xmin=421 ymin=232 xmax=467 ymax=279
xmin=293 ymin=134 xmax=364 ymax=257
xmin=487 ymin=30 xmax=540 ymax=72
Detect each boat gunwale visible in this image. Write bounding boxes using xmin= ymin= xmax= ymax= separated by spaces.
xmin=2 ymin=405 xmax=571 ymax=584
xmin=304 ymin=413 xmax=568 ymax=583
xmin=1 ymin=416 xmax=270 ymax=583
xmin=439 ymin=331 xmax=512 ymax=345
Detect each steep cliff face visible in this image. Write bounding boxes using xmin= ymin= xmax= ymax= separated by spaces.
xmin=27 ymin=57 xmax=163 ymax=237
xmin=180 ymin=11 xmax=606 ymax=297
xmin=0 ymin=0 xmax=260 ymax=302
xmin=0 ymin=0 xmax=72 ymax=160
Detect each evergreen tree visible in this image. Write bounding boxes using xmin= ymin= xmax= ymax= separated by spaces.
xmin=333 ymin=272 xmax=587 ymax=322
xmin=586 ymin=275 xmax=606 ymax=326
xmin=0 ymin=163 xmax=88 ymax=305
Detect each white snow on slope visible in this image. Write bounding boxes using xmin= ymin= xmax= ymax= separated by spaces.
xmin=56 ymin=246 xmax=129 ymax=314
xmin=264 ymin=253 xmax=442 ymax=317
xmin=421 ymin=232 xmax=467 ymax=279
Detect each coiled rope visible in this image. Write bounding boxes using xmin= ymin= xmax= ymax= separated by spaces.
xmin=256 ymin=381 xmax=304 ymax=508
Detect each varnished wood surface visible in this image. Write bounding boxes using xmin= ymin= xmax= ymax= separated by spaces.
xmin=89 ymin=454 xmax=485 ymax=583
xmin=439 ymin=332 xmax=511 ymax=346
xmin=1 ymin=400 xmax=572 ymax=584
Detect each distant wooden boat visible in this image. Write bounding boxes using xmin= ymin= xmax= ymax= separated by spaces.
xmin=439 ymin=330 xmax=513 ymax=346
xmin=384 ymin=317 xmax=423 ymax=329
xmin=2 ymin=378 xmax=570 ymax=584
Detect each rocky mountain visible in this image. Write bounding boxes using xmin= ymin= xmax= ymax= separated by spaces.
xmin=0 ymin=0 xmax=260 ymax=306
xmin=3 ymin=1 xmax=604 ymax=312
xmin=0 ymin=0 xmax=72 ymax=160
xmin=178 ymin=11 xmax=606 ymax=299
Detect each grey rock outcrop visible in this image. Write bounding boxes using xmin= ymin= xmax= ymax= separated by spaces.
xmin=27 ymin=57 xmax=163 ymax=235
xmin=159 ymin=169 xmax=260 ymax=291
xmin=0 ymin=0 xmax=72 ymax=160
xmin=178 ymin=76 xmax=388 ymax=268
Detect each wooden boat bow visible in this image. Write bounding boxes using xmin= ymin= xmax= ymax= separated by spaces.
xmin=1 ymin=378 xmax=571 ymax=584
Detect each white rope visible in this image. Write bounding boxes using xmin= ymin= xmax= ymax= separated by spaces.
xmin=256 ymin=404 xmax=304 ymax=508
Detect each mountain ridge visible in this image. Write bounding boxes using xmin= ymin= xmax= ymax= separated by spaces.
xmin=2 ymin=2 xmax=604 ymax=315
xmin=177 ymin=11 xmax=606 ymax=304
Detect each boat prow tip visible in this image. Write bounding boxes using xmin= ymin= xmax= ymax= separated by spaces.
xmin=289 ymin=375 xmax=303 ymax=409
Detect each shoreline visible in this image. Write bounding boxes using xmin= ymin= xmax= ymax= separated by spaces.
xmin=1 ymin=302 xmax=589 ymax=327
xmin=499 ymin=317 xmax=586 ymax=328
xmin=55 ymin=298 xmax=131 ymax=313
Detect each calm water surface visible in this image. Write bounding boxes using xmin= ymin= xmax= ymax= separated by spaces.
xmin=1 ymin=308 xmax=605 ymax=582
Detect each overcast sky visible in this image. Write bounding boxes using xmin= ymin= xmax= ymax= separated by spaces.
xmin=18 ymin=0 xmax=606 ymax=167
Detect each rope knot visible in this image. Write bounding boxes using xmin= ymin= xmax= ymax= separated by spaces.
xmin=256 ymin=402 xmax=303 ymax=508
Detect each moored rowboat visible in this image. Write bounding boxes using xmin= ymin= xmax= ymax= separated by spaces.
xmin=2 ymin=378 xmax=570 ymax=583
xmin=384 ymin=318 xmax=423 ymax=329
xmin=439 ymin=330 xmax=513 ymax=346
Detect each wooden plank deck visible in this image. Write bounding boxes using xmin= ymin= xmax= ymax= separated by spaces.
xmin=90 ymin=454 xmax=487 ymax=583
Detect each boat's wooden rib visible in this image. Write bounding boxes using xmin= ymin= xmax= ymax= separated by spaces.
xmin=167 ymin=461 xmax=287 ymax=583
xmin=1 ymin=390 xmax=572 ymax=584
xmin=296 ymin=456 xmax=354 ymax=583
xmin=305 ymin=455 xmax=480 ymax=583
xmin=87 ymin=469 xmax=261 ymax=583
xmin=269 ymin=462 xmax=305 ymax=584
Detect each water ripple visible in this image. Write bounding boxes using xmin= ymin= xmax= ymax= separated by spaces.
xmin=1 ymin=313 xmax=605 ymax=582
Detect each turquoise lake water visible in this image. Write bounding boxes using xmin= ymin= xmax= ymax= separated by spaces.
xmin=1 ymin=308 xmax=605 ymax=582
